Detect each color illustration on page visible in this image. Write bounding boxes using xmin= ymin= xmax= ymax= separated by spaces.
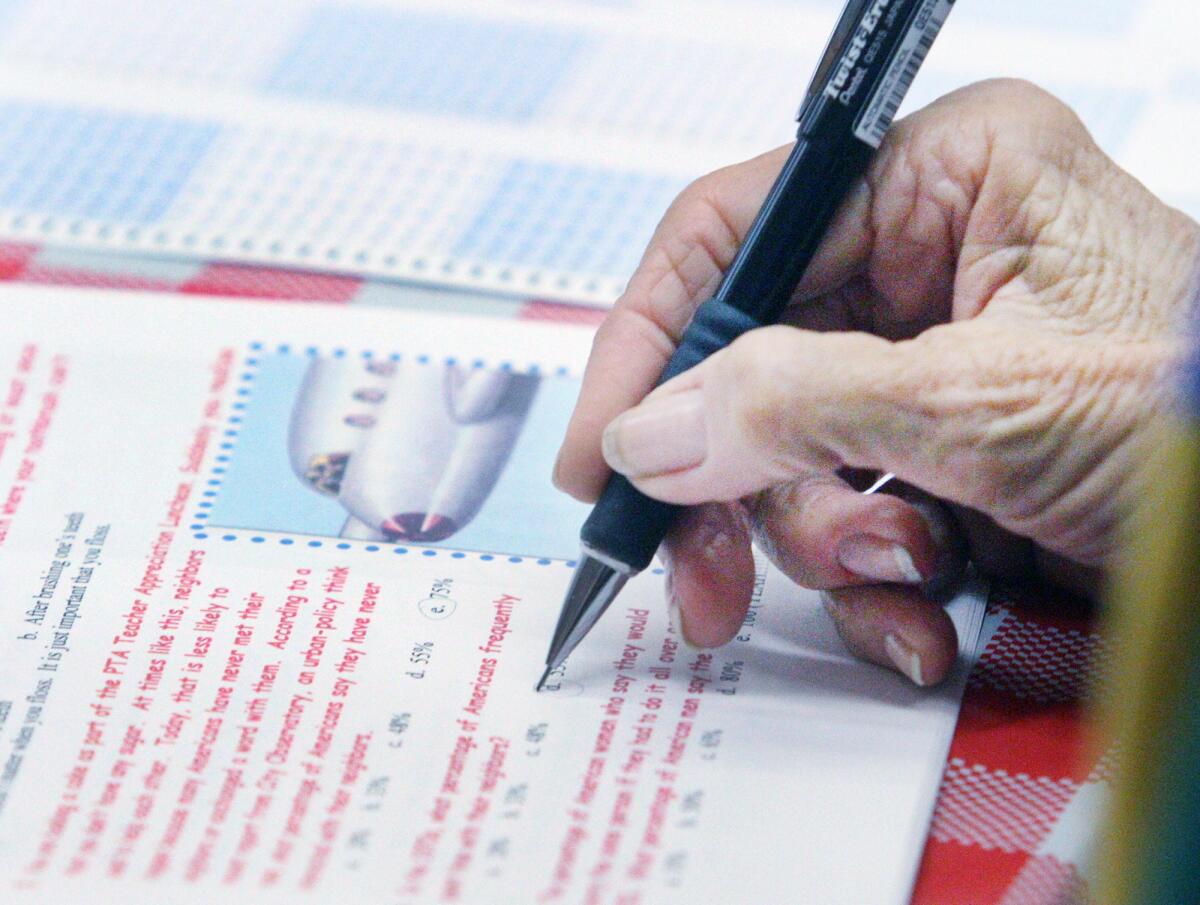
xmin=203 ymin=349 xmax=589 ymax=560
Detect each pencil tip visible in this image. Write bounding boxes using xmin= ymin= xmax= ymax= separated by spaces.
xmin=538 ymin=553 xmax=630 ymax=691
xmin=535 ymin=665 xmax=552 ymax=692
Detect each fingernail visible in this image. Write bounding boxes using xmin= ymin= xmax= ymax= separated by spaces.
xmin=836 ymin=535 xmax=923 ymax=584
xmin=602 ymin=389 xmax=705 ymax=477
xmin=885 ymin=633 xmax=926 ymax=686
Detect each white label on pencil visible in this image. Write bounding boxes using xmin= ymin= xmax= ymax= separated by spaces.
xmin=855 ymin=0 xmax=954 ymax=148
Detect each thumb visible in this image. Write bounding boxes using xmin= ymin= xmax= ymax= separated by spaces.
xmin=600 ymin=319 xmax=1034 ymax=512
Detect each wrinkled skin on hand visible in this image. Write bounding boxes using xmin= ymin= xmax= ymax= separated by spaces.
xmin=554 ymin=80 xmax=1200 ymax=686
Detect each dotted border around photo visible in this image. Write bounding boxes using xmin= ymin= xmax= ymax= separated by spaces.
xmin=189 ymin=342 xmax=664 ymax=575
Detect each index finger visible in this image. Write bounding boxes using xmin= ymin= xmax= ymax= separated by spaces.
xmin=553 ymin=145 xmax=794 ymax=502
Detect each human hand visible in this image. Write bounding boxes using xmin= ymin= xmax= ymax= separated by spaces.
xmin=553 ymin=79 xmax=1199 ymax=686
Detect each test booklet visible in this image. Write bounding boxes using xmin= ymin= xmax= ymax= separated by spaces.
xmin=0 ymin=0 xmax=1189 ymax=305
xmin=0 ymin=285 xmax=985 ymax=903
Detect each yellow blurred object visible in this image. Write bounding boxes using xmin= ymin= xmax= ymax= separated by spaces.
xmin=1096 ymin=416 xmax=1200 ymax=905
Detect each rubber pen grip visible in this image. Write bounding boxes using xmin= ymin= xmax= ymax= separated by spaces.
xmin=580 ymin=299 xmax=763 ymax=571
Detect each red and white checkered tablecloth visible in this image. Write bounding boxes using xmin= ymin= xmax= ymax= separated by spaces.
xmin=913 ymin=584 xmax=1104 ymax=905
xmin=0 ymin=242 xmax=1105 ymax=905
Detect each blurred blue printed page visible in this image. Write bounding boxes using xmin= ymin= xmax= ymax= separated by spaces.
xmin=0 ymin=0 xmax=1188 ymax=304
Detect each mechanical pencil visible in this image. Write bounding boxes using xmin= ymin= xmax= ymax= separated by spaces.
xmin=539 ymin=0 xmax=955 ymax=690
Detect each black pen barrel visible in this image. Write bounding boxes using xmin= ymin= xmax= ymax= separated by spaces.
xmin=580 ymin=135 xmax=873 ymax=572
xmin=717 ymin=134 xmax=874 ymax=324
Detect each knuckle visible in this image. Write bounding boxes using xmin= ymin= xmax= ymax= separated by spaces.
xmin=587 ymin=308 xmax=624 ymax=357
xmin=624 ymin=169 xmax=751 ymax=339
xmin=961 ymin=78 xmax=1086 ymax=134
xmin=755 ymin=475 xmax=830 ymax=531
xmin=591 ymin=303 xmax=676 ymax=364
xmin=721 ymin=327 xmax=814 ymax=471
xmin=661 ymin=173 xmax=733 ymax=241
xmin=908 ymin=78 xmax=1091 ymax=175
xmin=668 ymin=195 xmax=739 ymax=264
xmin=975 ymin=77 xmax=1062 ymax=111
xmin=674 ymin=169 xmax=725 ymax=208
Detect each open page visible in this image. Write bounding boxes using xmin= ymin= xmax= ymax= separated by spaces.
xmin=0 ymin=286 xmax=984 ymax=903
